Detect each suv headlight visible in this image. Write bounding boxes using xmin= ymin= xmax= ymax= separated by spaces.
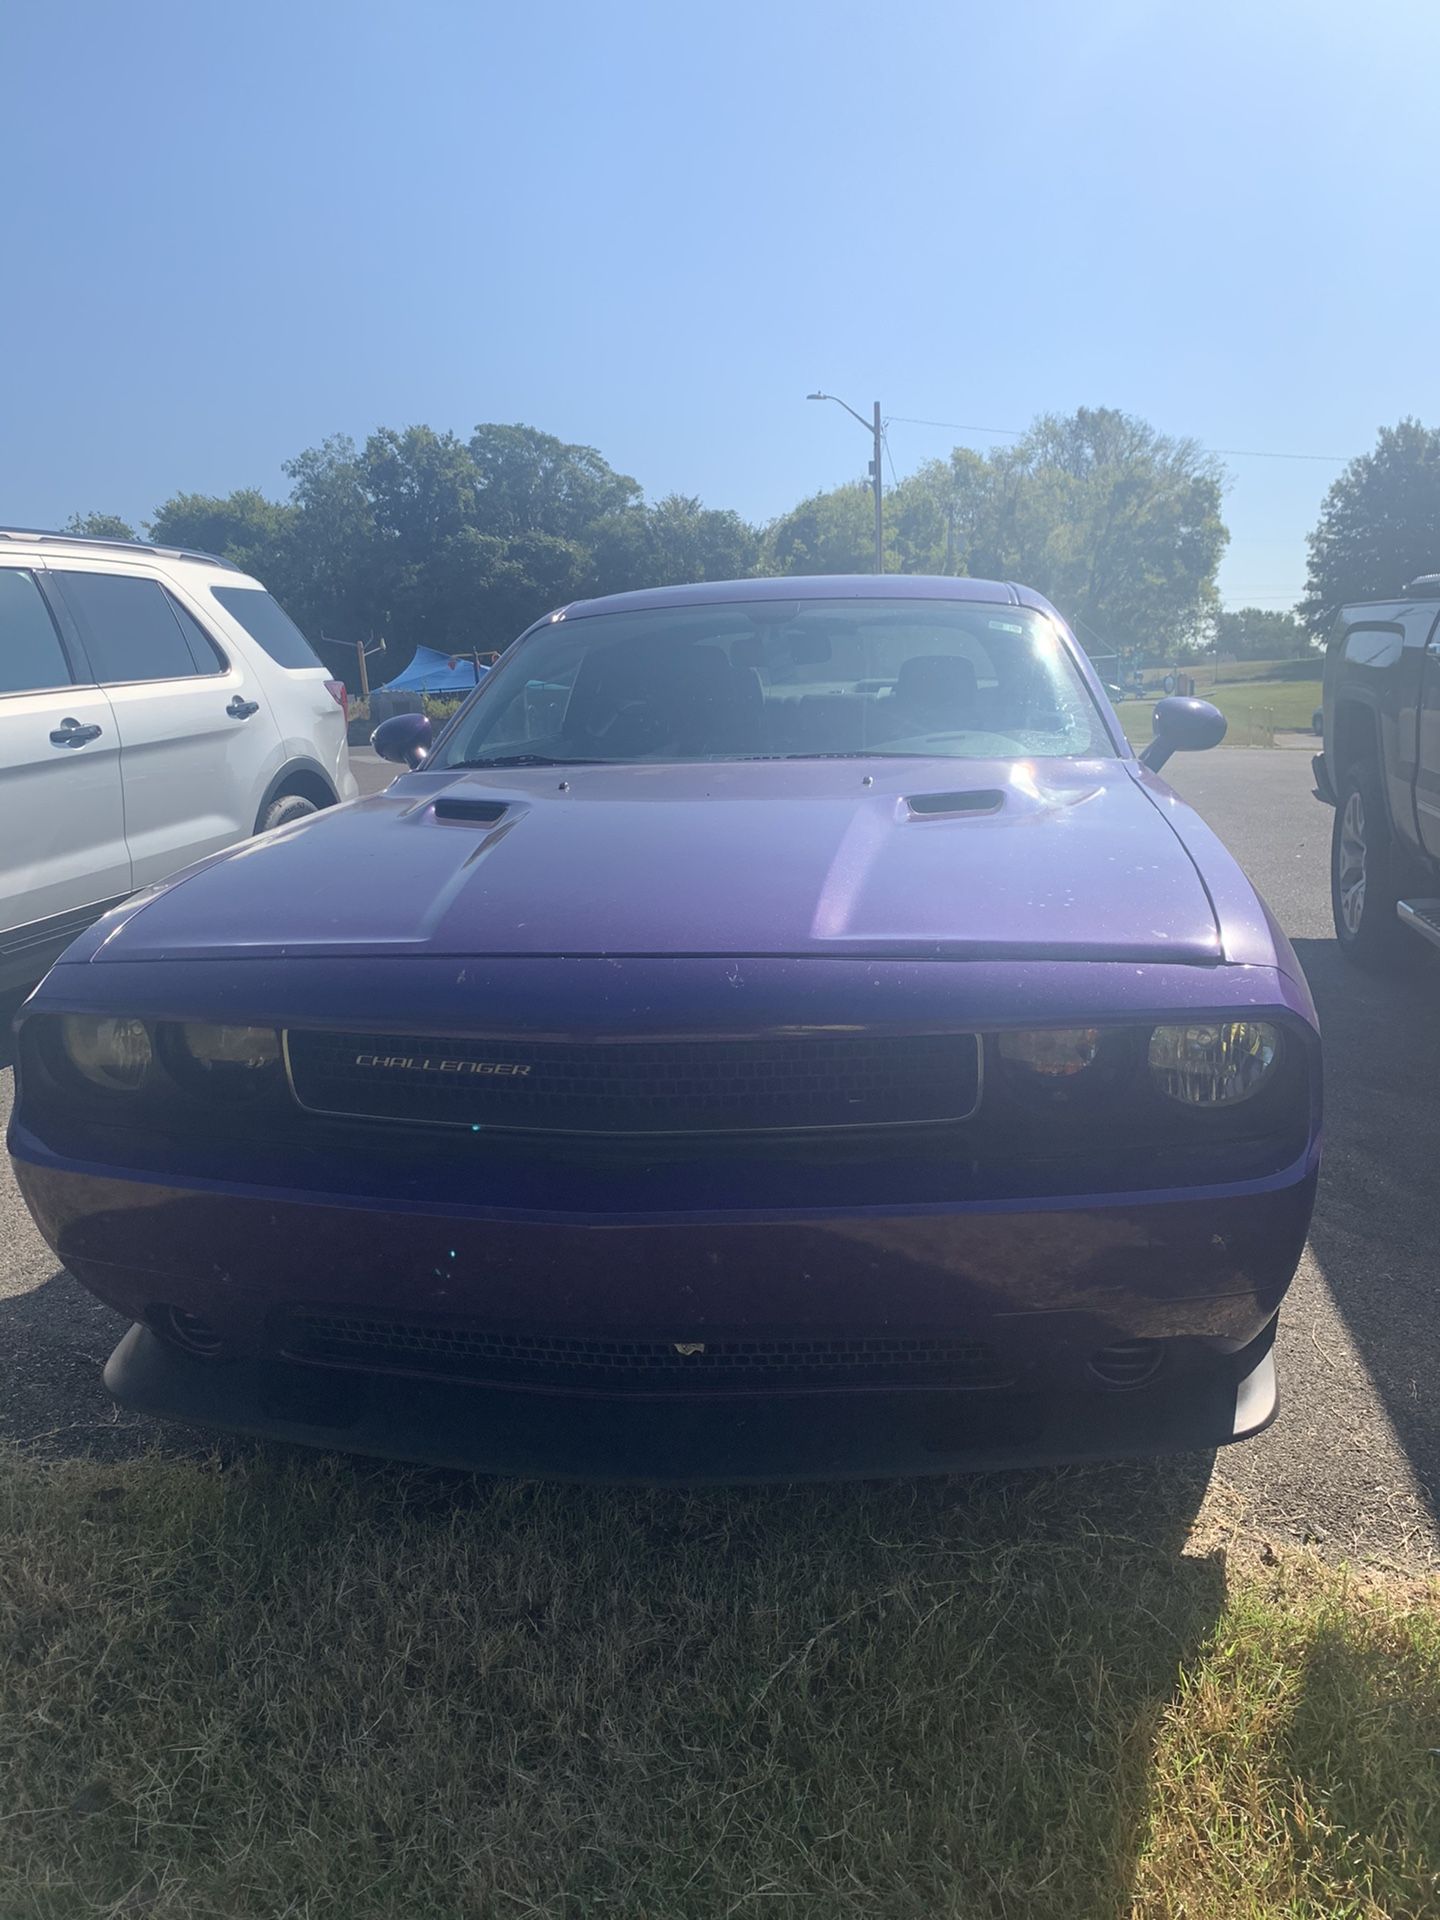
xmin=61 ymin=1015 xmax=153 ymax=1091
xmin=1147 ymin=1022 xmax=1280 ymax=1106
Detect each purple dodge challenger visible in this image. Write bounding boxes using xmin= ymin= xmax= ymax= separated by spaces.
xmin=8 ymin=577 xmax=1320 ymax=1480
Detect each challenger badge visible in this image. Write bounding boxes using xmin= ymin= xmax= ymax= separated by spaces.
xmin=354 ymin=1053 xmax=532 ymax=1077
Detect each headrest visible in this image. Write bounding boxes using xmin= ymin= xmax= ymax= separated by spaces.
xmin=894 ymin=654 xmax=978 ymax=713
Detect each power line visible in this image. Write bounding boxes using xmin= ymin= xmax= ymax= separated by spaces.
xmin=888 ymin=415 xmax=1350 ymax=465
xmin=890 ymin=416 xmax=1025 ymax=440
xmin=1208 ymin=447 xmax=1347 ymax=464
xmin=880 ymin=425 xmax=901 ymax=489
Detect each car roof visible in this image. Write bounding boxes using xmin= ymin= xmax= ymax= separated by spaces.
xmin=0 ymin=526 xmax=242 ymax=572
xmin=1339 ymin=593 xmax=1440 ymax=621
xmin=557 ymin=574 xmax=1058 ymax=621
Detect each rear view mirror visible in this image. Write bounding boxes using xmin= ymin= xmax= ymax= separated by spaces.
xmin=788 ymin=631 xmax=833 ymax=666
xmin=764 ymin=629 xmax=832 ymax=667
xmin=372 ymin=712 xmax=432 ymax=768
xmin=1139 ymin=697 xmax=1226 ymax=773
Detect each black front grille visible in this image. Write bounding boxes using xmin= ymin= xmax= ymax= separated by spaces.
xmin=283 ymin=1029 xmax=980 ymax=1135
xmin=281 ymin=1313 xmax=1010 ymax=1395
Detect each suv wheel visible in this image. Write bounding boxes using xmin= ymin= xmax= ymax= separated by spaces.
xmin=259 ymin=793 xmax=320 ymax=834
xmin=1331 ymin=760 xmax=1404 ymax=966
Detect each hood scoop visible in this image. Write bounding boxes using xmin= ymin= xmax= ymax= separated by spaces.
xmin=905 ymin=788 xmax=1004 ymax=818
xmin=431 ymin=794 xmax=510 ymax=826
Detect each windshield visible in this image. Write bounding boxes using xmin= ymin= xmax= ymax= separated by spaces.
xmin=436 ymin=599 xmax=1113 ymax=769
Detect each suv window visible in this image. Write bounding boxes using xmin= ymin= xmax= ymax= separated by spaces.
xmin=166 ymin=594 xmax=228 ymax=671
xmin=55 ymin=571 xmax=221 ymax=684
xmin=0 ymin=568 xmax=76 ymax=695
xmin=211 ymin=586 xmax=323 ymax=669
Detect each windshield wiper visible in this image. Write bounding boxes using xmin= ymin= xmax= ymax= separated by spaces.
xmin=446 ymin=753 xmax=606 ymax=769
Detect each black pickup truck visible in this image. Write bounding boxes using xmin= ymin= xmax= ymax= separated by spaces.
xmin=1315 ymin=575 xmax=1440 ymax=964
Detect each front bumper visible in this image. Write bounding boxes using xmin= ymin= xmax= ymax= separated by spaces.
xmin=9 ymin=953 xmax=1320 ymax=1481
xmin=13 ymin=1141 xmax=1312 ymax=1479
xmin=104 ymin=1319 xmax=1279 ymax=1481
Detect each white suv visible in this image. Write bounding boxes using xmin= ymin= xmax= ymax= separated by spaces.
xmin=0 ymin=527 xmax=358 ymax=992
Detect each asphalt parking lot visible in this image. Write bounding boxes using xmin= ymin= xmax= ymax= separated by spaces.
xmin=2 ymin=747 xmax=1436 ymax=1567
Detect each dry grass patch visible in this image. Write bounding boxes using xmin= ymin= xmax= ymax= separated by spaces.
xmin=0 ymin=1445 xmax=1435 ymax=1918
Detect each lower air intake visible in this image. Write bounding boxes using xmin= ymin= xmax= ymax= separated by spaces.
xmin=281 ymin=1314 xmax=1012 ymax=1395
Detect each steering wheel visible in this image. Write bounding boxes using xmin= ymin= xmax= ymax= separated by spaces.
xmin=583 ymin=697 xmax=671 ymax=755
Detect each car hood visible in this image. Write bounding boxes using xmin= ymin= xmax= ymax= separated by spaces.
xmin=89 ymin=758 xmax=1222 ymax=965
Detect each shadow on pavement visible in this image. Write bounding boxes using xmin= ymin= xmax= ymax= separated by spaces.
xmin=0 ymin=1269 xmax=170 ymax=1460
xmin=1292 ymin=935 xmax=1440 ymax=1521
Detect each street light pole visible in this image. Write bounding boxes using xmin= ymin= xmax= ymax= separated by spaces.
xmin=807 ymin=391 xmax=884 ymax=574
xmin=871 ymin=400 xmax=883 ymax=577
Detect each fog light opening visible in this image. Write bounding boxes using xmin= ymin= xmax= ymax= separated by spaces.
xmin=153 ymin=1305 xmax=229 ymax=1361
xmin=1087 ymin=1339 xmax=1164 ymax=1389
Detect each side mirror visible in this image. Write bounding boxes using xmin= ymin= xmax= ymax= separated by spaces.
xmin=1139 ymin=696 xmax=1226 ymax=773
xmin=372 ymin=712 xmax=432 ymax=768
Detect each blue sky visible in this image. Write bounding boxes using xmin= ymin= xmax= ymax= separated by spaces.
xmin=4 ymin=0 xmax=1436 ymax=612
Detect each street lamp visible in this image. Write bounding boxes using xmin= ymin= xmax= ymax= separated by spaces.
xmin=807 ymin=391 xmax=884 ymax=574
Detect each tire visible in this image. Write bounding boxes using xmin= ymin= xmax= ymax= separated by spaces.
xmin=1331 ymin=759 xmax=1405 ymax=967
xmin=259 ymin=793 xmax=320 ymax=834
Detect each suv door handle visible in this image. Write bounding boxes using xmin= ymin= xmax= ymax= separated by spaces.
xmin=49 ymin=718 xmax=103 ymax=748
xmin=226 ymin=696 xmax=260 ymax=720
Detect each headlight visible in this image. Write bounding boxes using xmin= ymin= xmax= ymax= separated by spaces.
xmin=61 ymin=1015 xmax=153 ymax=1091
xmin=176 ymin=1023 xmax=281 ymax=1077
xmin=1148 ymin=1022 xmax=1280 ymax=1106
xmin=998 ymin=1028 xmax=1103 ymax=1079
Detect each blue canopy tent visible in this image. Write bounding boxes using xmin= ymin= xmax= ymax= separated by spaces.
xmin=380 ymin=646 xmax=490 ymax=694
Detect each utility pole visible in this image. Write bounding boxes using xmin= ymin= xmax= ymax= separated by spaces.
xmin=871 ymin=400 xmax=883 ymax=576
xmin=807 ymin=392 xmax=885 ymax=573
xmin=351 ymin=635 xmax=387 ymax=702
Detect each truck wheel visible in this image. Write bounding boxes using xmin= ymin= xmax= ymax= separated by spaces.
xmin=1331 ymin=761 xmax=1405 ymax=967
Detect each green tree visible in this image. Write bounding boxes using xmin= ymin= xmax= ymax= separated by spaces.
xmin=387 ymin=525 xmax=591 ymax=659
xmin=1299 ymin=418 xmax=1440 ymax=637
xmin=468 ymin=424 xmax=641 ymax=541
xmin=282 ymin=435 xmax=380 ymax=646
xmin=633 ymin=493 xmax=760 ymax=587
xmin=879 ymin=411 xmax=1224 ymax=660
xmin=1212 ymin=606 xmax=1314 ymax=660
xmin=763 ymin=482 xmax=877 ymax=575
xmin=760 ymin=409 xmax=1226 ymax=662
xmin=362 ymin=426 xmax=479 ymax=551
xmin=64 ymin=511 xmax=138 ymax=541
xmin=122 ymin=406 xmax=1227 ymax=684
xmin=965 ymin=409 xmax=1227 ymax=659
xmin=146 ymin=489 xmax=295 ymax=582
xmin=878 ymin=461 xmax=953 ymax=574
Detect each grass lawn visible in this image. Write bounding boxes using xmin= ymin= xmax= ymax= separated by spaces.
xmin=1116 ymin=672 xmax=1322 ymax=750
xmin=2 ymin=1445 xmax=1437 ymax=1918
xmin=1186 ymin=659 xmax=1325 ymax=686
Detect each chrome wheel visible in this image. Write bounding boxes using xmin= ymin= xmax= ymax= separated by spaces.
xmin=1338 ymin=789 xmax=1368 ymax=936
